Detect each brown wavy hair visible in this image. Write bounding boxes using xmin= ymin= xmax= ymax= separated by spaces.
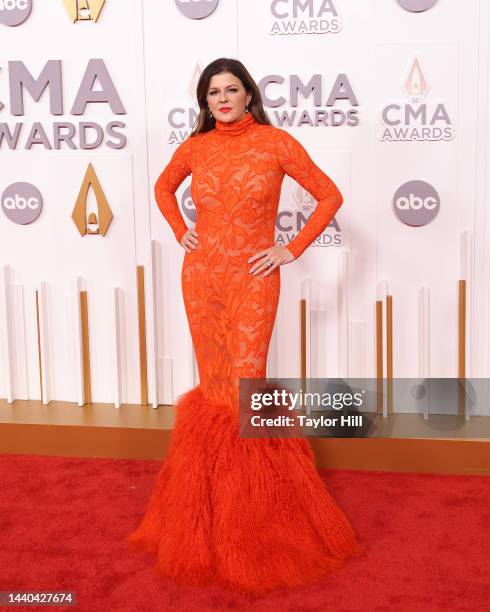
xmin=189 ymin=57 xmax=271 ymax=136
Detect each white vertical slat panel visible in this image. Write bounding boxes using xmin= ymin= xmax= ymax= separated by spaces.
xmin=418 ymin=284 xmax=430 ymax=421
xmin=460 ymin=229 xmax=473 ymax=420
xmin=161 ymin=356 xmax=174 ymax=406
xmin=149 ymin=239 xmax=159 ymax=408
xmin=0 ymin=265 xmax=14 ymax=403
xmin=65 ymin=292 xmax=77 ymax=404
xmin=337 ymin=251 xmax=350 ymax=378
xmin=110 ymin=286 xmax=123 ymax=409
xmin=12 ymin=284 xmax=29 ymax=399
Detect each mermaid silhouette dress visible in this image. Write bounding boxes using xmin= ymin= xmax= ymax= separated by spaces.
xmin=127 ymin=111 xmax=363 ymax=595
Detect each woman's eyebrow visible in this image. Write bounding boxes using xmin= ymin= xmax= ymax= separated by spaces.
xmin=208 ymin=85 xmax=238 ymax=90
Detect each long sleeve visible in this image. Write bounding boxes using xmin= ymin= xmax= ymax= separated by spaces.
xmin=154 ymin=136 xmax=193 ymax=244
xmin=275 ymin=129 xmax=343 ymax=259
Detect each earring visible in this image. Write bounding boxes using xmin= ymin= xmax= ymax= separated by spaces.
xmin=245 ymin=104 xmax=249 ymax=113
xmin=208 ymin=107 xmax=213 ymax=117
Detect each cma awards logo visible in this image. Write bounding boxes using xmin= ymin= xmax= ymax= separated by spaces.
xmin=379 ymin=57 xmax=454 ymax=142
xmin=175 ymin=0 xmax=219 ymax=20
xmin=276 ymin=184 xmax=342 ymax=248
xmin=0 ymin=59 xmax=127 ymax=150
xmin=393 ymin=180 xmax=440 ymax=226
xmin=269 ymin=0 xmax=342 ymax=36
xmin=62 ymin=0 xmax=106 ymax=23
xmin=259 ymin=73 xmax=358 ymax=128
xmin=168 ymin=63 xmax=203 ymax=144
xmin=71 ymin=163 xmax=113 ymax=236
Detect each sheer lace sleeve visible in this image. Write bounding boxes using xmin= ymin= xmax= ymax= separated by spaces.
xmin=154 ymin=137 xmax=193 ymax=244
xmin=275 ymin=129 xmax=343 ymax=259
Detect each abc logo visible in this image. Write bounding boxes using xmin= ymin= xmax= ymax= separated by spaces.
xmin=0 ymin=0 xmax=32 ymax=27
xmin=175 ymin=0 xmax=219 ymax=20
xmin=393 ymin=180 xmax=440 ymax=227
xmin=1 ymin=182 xmax=43 ymax=224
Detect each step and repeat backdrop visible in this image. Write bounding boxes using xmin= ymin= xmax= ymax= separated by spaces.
xmin=1 ymin=0 xmax=490 ymax=413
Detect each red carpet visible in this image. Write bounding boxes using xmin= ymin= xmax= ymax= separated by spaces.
xmin=0 ymin=453 xmax=488 ymax=611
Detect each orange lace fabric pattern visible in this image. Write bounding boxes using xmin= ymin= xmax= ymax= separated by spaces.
xmin=155 ymin=111 xmax=343 ymax=259
xmin=154 ymin=112 xmax=343 ymax=410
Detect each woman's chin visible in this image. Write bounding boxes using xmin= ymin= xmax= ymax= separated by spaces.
xmin=218 ymin=112 xmax=238 ymax=121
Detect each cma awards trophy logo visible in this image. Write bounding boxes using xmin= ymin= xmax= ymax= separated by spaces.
xmin=393 ymin=180 xmax=440 ymax=227
xmin=71 ymin=163 xmax=113 ymax=236
xmin=269 ymin=0 xmax=342 ymax=36
xmin=0 ymin=0 xmax=32 ymax=27
xmin=62 ymin=0 xmax=105 ymax=22
xmin=379 ymin=56 xmax=454 ymax=141
xmin=175 ymin=0 xmax=219 ymax=20
xmin=277 ymin=184 xmax=342 ymax=249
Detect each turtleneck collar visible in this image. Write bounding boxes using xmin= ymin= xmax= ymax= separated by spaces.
xmin=214 ymin=111 xmax=256 ymax=136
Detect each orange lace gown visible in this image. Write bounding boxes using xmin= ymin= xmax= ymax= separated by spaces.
xmin=127 ymin=112 xmax=363 ymax=595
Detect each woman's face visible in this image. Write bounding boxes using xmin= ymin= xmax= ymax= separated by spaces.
xmin=206 ymin=72 xmax=252 ymax=123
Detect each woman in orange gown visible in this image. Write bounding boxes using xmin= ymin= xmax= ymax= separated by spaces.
xmin=128 ymin=58 xmax=363 ymax=596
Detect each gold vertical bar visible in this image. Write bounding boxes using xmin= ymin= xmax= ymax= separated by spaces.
xmin=386 ymin=294 xmax=393 ymax=415
xmin=458 ymin=280 xmax=466 ymax=417
xmin=35 ymin=290 xmax=43 ymax=404
xmin=137 ymin=265 xmax=148 ymax=406
xmin=80 ymin=290 xmax=91 ymax=405
xmin=300 ymin=298 xmax=306 ymax=379
xmin=376 ymin=300 xmax=383 ymax=415
xmin=300 ymin=298 xmax=306 ymax=410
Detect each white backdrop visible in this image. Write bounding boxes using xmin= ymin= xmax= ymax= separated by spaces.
xmin=0 ymin=0 xmax=489 ymax=414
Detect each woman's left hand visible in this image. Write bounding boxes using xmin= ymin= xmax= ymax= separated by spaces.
xmin=248 ymin=245 xmax=295 ymax=277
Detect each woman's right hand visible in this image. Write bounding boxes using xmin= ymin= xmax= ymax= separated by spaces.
xmin=180 ymin=229 xmax=199 ymax=253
